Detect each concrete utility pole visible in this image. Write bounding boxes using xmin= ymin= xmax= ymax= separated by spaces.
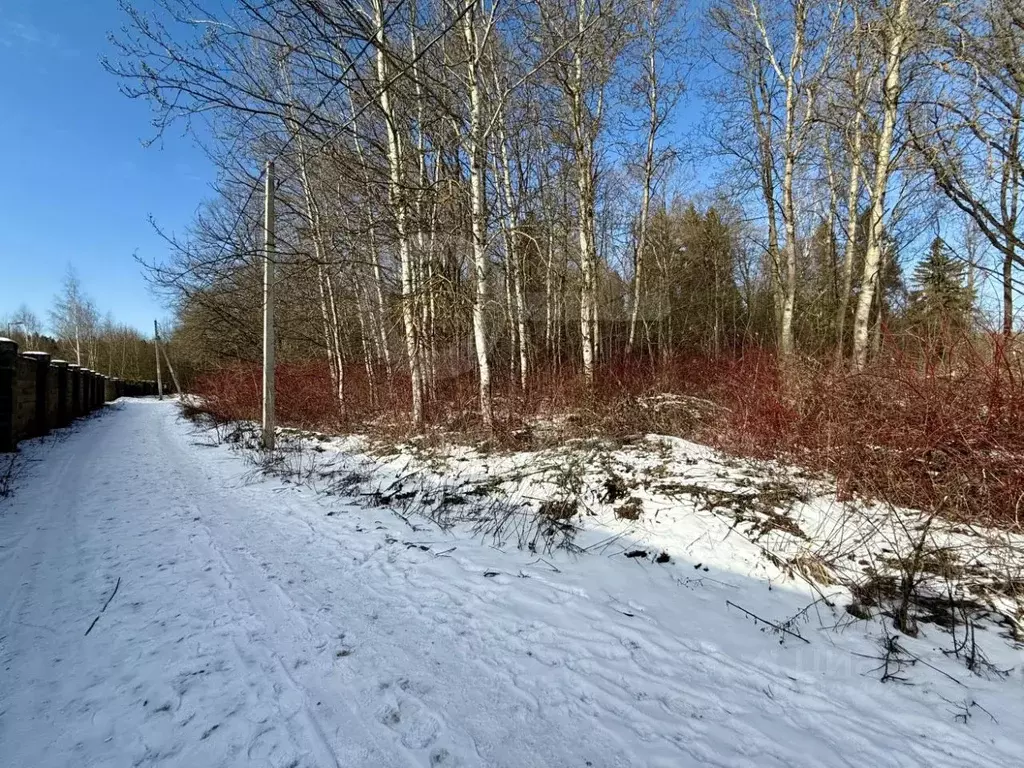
xmin=154 ymin=320 xmax=164 ymax=400
xmin=160 ymin=343 xmax=182 ymax=396
xmin=262 ymin=160 xmax=277 ymax=451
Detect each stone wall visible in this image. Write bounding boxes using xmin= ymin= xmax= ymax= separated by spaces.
xmin=0 ymin=337 xmax=162 ymax=453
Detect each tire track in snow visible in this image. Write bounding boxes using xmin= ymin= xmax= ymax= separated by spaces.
xmin=159 ymin=410 xmax=637 ymax=767
xmin=162 ymin=418 xmax=441 ymax=768
xmin=162 ymin=452 xmax=346 ymax=768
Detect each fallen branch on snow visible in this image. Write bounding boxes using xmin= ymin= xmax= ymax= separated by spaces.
xmin=84 ymin=577 xmax=121 ymax=637
xmin=726 ymin=599 xmax=811 ymax=644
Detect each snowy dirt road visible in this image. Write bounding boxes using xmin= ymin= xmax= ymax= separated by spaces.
xmin=1 ymin=399 xmax=1021 ymax=768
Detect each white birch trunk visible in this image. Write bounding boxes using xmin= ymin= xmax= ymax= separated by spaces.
xmin=462 ymin=2 xmax=494 ymax=427
xmin=574 ymin=0 xmax=597 ymax=386
xmin=851 ymin=0 xmax=909 ymax=369
xmin=496 ymin=131 xmax=528 ymax=390
xmin=373 ymin=0 xmax=424 ymax=425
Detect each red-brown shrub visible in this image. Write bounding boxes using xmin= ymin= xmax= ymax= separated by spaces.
xmin=190 ymin=334 xmax=1024 ymax=527
xmin=192 ymin=362 xmax=345 ymax=430
xmin=694 ymin=336 xmax=1024 ymax=527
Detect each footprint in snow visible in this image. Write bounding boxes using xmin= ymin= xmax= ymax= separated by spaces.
xmin=431 ymin=747 xmax=460 ymax=766
xmin=376 ymin=698 xmax=441 ymax=749
xmin=397 ymin=677 xmax=431 ymax=695
xmin=247 ymin=725 xmax=290 ymax=761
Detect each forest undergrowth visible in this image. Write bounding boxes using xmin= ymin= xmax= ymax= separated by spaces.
xmin=190 ymin=334 xmax=1024 ymax=532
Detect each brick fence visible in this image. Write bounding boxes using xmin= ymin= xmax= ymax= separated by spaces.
xmin=0 ymin=338 xmax=162 ymax=453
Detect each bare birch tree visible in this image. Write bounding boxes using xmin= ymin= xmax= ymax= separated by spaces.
xmin=851 ymin=0 xmax=913 ymax=369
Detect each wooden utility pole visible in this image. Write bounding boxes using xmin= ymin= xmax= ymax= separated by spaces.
xmin=153 ymin=319 xmax=163 ymax=400
xmin=262 ymin=160 xmax=277 ymax=451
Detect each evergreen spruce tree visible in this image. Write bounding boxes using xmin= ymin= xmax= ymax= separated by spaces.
xmin=908 ymin=238 xmax=974 ymax=334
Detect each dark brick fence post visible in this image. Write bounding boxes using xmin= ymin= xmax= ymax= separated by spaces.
xmin=83 ymin=370 xmax=93 ymax=412
xmin=22 ymin=352 xmax=50 ymax=437
xmin=69 ymin=365 xmax=81 ymax=417
xmin=0 ymin=338 xmax=17 ymax=452
xmin=52 ymin=360 xmax=69 ymax=427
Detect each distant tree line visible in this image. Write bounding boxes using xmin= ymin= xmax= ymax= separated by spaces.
xmin=1 ymin=267 xmax=160 ymax=382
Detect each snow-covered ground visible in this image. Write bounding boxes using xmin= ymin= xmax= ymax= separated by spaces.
xmin=1 ymin=399 xmax=1021 ymax=767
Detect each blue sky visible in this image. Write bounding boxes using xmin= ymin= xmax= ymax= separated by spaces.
xmin=0 ymin=1 xmax=212 ymax=335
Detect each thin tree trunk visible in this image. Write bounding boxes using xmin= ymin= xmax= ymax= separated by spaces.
xmin=496 ymin=131 xmax=529 ymax=390
xmin=574 ymin=0 xmax=598 ymax=387
xmin=347 ymin=104 xmax=394 ymax=381
xmin=870 ymin=246 xmax=884 ymax=357
xmin=325 ymin=270 xmax=345 ymax=409
xmin=852 ymin=0 xmax=909 ymax=369
xmin=355 ymin=284 xmax=377 ymax=407
xmin=836 ymin=68 xmax=864 ymax=362
xmin=750 ymin=72 xmax=782 ymax=338
xmin=773 ymin=0 xmax=807 ymax=357
xmin=295 ymin=138 xmax=345 ymax=410
xmin=1000 ymin=104 xmax=1020 ymax=336
xmin=373 ymin=0 xmax=424 ymax=425
xmin=462 ymin=2 xmax=494 ymax=427
xmin=627 ymin=10 xmax=658 ymax=356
